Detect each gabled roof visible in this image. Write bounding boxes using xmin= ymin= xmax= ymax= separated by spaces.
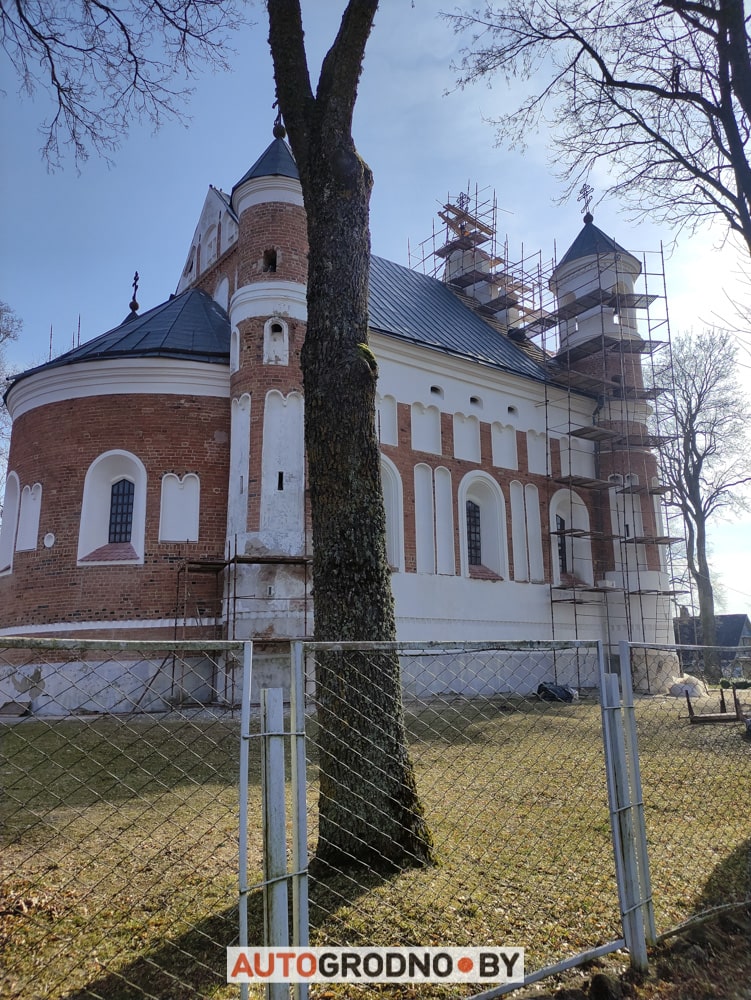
xmin=557 ymin=213 xmax=637 ymax=270
xmin=9 ymin=255 xmax=564 ymax=399
xmin=674 ymin=614 xmax=751 ymax=656
xmin=368 ymin=255 xmax=551 ymax=383
xmin=8 ymin=289 xmax=229 ymax=390
xmin=232 ymin=137 xmax=299 ymax=192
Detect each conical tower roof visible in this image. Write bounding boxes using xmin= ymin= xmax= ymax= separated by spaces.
xmin=556 ymin=212 xmax=639 ymax=271
xmin=232 ymin=137 xmax=299 ymax=193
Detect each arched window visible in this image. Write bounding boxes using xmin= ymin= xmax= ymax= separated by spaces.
xmin=0 ymin=472 xmax=20 ymax=574
xmin=458 ymin=472 xmax=508 ymax=579
xmin=78 ymin=451 xmax=147 ymax=564
xmin=549 ymin=489 xmax=593 ymax=585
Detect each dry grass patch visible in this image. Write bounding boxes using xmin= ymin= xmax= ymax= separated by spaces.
xmin=1 ymin=692 xmax=749 ymax=999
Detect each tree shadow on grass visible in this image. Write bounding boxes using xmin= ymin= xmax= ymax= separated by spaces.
xmin=696 ymin=835 xmax=751 ymax=915
xmin=59 ymin=864 xmax=400 ymax=999
xmin=60 ymin=900 xmax=254 ymax=1000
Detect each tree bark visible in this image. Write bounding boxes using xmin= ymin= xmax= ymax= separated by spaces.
xmin=695 ymin=512 xmax=721 ymax=680
xmin=267 ymin=0 xmax=435 ymax=871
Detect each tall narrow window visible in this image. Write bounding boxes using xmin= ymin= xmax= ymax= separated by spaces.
xmin=263 ymin=248 xmax=277 ymax=273
xmin=466 ymin=500 xmax=482 ymax=566
xmin=556 ymin=514 xmax=568 ymax=574
xmin=109 ymin=479 xmax=135 ymax=543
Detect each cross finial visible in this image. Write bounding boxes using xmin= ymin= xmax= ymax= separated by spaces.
xmin=129 ymin=271 xmax=139 ymax=314
xmin=578 ymin=183 xmax=594 ymax=221
xmin=272 ymin=99 xmax=286 ymax=139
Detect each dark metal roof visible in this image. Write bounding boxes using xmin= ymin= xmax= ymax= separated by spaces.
xmin=675 ymin=613 xmax=751 ymax=649
xmin=557 ymin=215 xmax=638 ymax=269
xmin=9 ymin=255 xmax=564 ymax=400
xmin=232 ymin=137 xmax=299 ymax=192
xmin=9 ymin=289 xmax=229 ymax=389
xmin=368 ymin=255 xmax=551 ymax=383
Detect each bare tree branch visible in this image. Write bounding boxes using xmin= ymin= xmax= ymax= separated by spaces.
xmin=652 ymin=328 xmax=751 ymax=656
xmin=0 ymin=0 xmax=247 ymax=165
xmin=448 ymin=0 xmax=751 ymax=254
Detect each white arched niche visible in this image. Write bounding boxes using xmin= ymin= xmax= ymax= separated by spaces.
xmin=380 ymin=455 xmax=404 ymax=571
xmin=0 ymin=472 xmax=21 ymax=573
xmin=159 ymin=474 xmax=200 ymax=542
xmin=16 ymin=483 xmax=42 ymax=551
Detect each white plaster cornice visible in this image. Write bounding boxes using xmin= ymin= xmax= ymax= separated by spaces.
xmin=230 ymin=281 xmax=307 ymax=324
xmin=6 ymin=358 xmax=230 ymax=420
xmin=232 ymin=175 xmax=304 ymax=216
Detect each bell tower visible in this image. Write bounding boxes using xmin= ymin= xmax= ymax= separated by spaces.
xmin=551 ymin=212 xmax=672 ymax=638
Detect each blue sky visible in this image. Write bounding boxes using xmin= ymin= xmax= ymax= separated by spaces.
xmin=1 ymin=1 xmax=749 ymax=612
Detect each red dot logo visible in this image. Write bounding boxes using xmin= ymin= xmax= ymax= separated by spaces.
xmin=457 ymin=956 xmax=473 ymax=974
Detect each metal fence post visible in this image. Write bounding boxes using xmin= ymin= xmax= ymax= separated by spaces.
xmin=618 ymin=641 xmax=657 ymax=945
xmin=599 ymin=649 xmax=649 ymax=972
xmin=261 ymin=687 xmax=289 ymax=1000
xmin=238 ymin=641 xmax=253 ymax=1000
xmin=290 ymin=642 xmax=309 ymax=1000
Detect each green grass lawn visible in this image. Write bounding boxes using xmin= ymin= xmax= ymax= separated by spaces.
xmin=1 ymin=694 xmax=749 ymax=1000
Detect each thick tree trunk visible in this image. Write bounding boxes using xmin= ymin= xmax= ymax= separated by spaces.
xmin=267 ymin=0 xmax=435 ymax=872
xmin=300 ymin=138 xmax=434 ymax=872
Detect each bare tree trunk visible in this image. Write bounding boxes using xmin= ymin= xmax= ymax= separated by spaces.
xmin=695 ymin=518 xmax=721 ymax=681
xmin=268 ymin=0 xmax=435 ymax=871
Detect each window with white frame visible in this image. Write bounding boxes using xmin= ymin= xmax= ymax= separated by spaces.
xmin=549 ymin=488 xmax=593 ymax=585
xmin=459 ymin=472 xmax=507 ymax=578
xmin=78 ymin=451 xmax=147 ymax=563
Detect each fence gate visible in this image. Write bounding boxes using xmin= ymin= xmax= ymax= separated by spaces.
xmin=620 ymin=641 xmax=751 ymax=943
xmin=252 ymin=639 xmax=652 ymax=999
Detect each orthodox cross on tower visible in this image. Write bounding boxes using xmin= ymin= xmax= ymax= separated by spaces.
xmin=578 ymin=183 xmax=594 ymax=221
xmin=129 ymin=271 xmax=140 ymax=314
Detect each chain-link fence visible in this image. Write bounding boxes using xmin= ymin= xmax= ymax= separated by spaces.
xmin=4 ymin=636 xmax=749 ymax=1000
xmin=1 ymin=637 xmax=248 ymax=1000
xmin=293 ymin=639 xmax=624 ymax=998
xmin=622 ymin=642 xmax=751 ymax=939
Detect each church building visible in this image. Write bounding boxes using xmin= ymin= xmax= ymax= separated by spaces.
xmin=0 ymin=129 xmax=677 ymax=707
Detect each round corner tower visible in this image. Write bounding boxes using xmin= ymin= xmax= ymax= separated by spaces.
xmin=225 ymin=133 xmax=311 ymax=644
xmin=551 ymin=213 xmax=670 ymax=628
